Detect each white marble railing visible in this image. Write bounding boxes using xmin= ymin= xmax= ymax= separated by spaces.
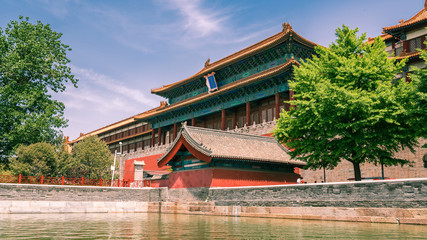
xmin=227 ymin=120 xmax=276 ymax=136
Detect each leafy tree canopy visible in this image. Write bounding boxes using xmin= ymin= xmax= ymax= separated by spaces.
xmin=9 ymin=142 xmax=58 ymax=177
xmin=409 ymin=49 xmax=427 ymax=143
xmin=61 ymin=136 xmax=113 ymax=179
xmin=274 ymin=25 xmax=419 ymax=181
xmin=0 ymin=16 xmax=78 ymax=164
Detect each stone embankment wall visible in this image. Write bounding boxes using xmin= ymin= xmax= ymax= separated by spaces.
xmin=1 ymin=179 xmax=426 ymax=225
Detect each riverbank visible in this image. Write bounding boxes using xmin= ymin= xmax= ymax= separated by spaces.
xmin=1 ymin=178 xmax=426 ymax=225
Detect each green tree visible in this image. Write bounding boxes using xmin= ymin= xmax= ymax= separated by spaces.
xmin=274 ymin=25 xmax=419 ymax=181
xmin=9 ymin=142 xmax=58 ymax=176
xmin=409 ymin=49 xmax=427 ymax=143
xmin=0 ymin=16 xmax=78 ymax=164
xmin=62 ymin=136 xmax=113 ymax=179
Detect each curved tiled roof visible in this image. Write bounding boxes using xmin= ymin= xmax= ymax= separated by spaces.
xmin=396 ymin=50 xmax=421 ymax=60
xmin=151 ymin=23 xmax=318 ymax=94
xmin=69 ymin=101 xmax=168 ymax=144
xmin=135 ymin=59 xmax=298 ymax=120
xmin=383 ymin=5 xmax=427 ymax=32
xmin=157 ymin=124 xmax=306 ymax=167
xmin=366 ymin=34 xmax=393 ymax=45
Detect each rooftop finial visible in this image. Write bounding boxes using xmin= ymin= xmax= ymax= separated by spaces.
xmin=160 ymin=101 xmax=168 ymax=107
xmin=282 ymin=22 xmax=292 ymax=32
xmin=204 ymin=58 xmax=210 ymax=68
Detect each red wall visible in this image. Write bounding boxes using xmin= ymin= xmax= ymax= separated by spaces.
xmin=123 ymin=153 xmax=301 ymax=189
xmin=211 ymin=168 xmax=298 ymax=187
xmin=168 ymin=169 xmax=213 ymax=188
xmin=150 ymin=179 xmax=169 ymax=188
xmin=167 ymin=168 xmax=300 ymax=188
xmin=123 ymin=154 xmax=168 ymax=181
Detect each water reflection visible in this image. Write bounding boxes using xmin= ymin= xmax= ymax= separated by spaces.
xmin=0 ymin=213 xmax=425 ymax=239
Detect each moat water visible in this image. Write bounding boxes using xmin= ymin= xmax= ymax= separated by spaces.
xmin=0 ymin=213 xmax=425 ymax=239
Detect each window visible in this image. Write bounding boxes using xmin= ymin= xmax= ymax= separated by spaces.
xmin=251 ymin=112 xmax=259 ymax=124
xmin=395 ymin=41 xmax=403 ymax=56
xmin=238 ymin=116 xmax=246 ymax=127
xmin=267 ymin=108 xmax=273 ymax=122
xmin=409 ymin=37 xmax=423 ymax=53
xmin=226 ymin=118 xmax=233 ymax=130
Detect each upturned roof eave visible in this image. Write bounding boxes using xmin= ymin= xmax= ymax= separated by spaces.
xmin=157 ymin=124 xmax=213 ymax=167
xmin=135 ymin=59 xmax=298 ymax=121
xmin=158 ymin=125 xmax=306 ymax=168
xmin=151 ymin=26 xmax=318 ymax=96
xmin=383 ymin=7 xmax=427 ymax=33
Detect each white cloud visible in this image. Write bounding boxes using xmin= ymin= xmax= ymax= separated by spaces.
xmin=52 ymin=65 xmax=161 ymax=139
xmin=168 ymin=0 xmax=227 ymax=37
xmin=37 ymin=0 xmax=76 ymax=19
xmin=70 ymin=65 xmax=158 ymax=109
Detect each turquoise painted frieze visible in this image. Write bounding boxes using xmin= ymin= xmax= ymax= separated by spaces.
xmin=151 ymin=73 xmax=291 ymax=128
xmin=166 ymin=41 xmax=314 ymax=104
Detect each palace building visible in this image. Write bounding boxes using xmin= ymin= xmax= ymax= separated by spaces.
xmin=69 ymin=2 xmax=427 ymax=187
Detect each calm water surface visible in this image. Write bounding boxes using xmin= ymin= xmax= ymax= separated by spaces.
xmin=0 ymin=213 xmax=425 ymax=239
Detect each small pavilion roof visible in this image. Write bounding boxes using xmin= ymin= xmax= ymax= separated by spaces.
xmin=383 ymin=2 xmax=427 ymax=33
xmin=151 ymin=23 xmax=318 ymax=95
xmin=366 ymin=34 xmax=393 ymax=45
xmin=157 ymin=124 xmax=306 ymax=168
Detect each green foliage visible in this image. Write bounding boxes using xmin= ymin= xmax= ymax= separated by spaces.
xmin=9 ymin=142 xmax=58 ymax=176
xmin=409 ymin=49 xmax=427 ymax=143
xmin=274 ymin=25 xmax=419 ymax=181
xmin=0 ymin=16 xmax=78 ymax=164
xmin=62 ymin=136 xmax=113 ymax=179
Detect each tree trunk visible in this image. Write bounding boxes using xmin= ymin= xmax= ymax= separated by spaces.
xmin=352 ymin=161 xmax=362 ymax=181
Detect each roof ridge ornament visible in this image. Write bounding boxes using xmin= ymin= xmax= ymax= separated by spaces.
xmin=204 ymin=58 xmax=211 ymax=68
xmin=160 ymin=101 xmax=168 ymax=108
xmin=282 ymin=22 xmax=292 ymax=32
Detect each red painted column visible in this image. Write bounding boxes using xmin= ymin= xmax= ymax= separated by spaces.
xmin=158 ymin=127 xmax=162 ymax=146
xmin=275 ymin=93 xmax=280 ymax=119
xmin=173 ymin=123 xmax=177 ymax=139
xmin=285 ymin=90 xmax=295 ymax=111
xmin=221 ymin=109 xmax=226 ymax=130
xmin=191 ymin=118 xmax=195 ymax=126
xmin=151 ymin=129 xmax=155 ymax=147
xmin=403 ymin=40 xmax=409 ymax=55
xmin=246 ymin=102 xmax=250 ymax=126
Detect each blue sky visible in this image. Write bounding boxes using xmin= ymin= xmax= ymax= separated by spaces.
xmin=0 ymin=0 xmax=424 ymax=140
